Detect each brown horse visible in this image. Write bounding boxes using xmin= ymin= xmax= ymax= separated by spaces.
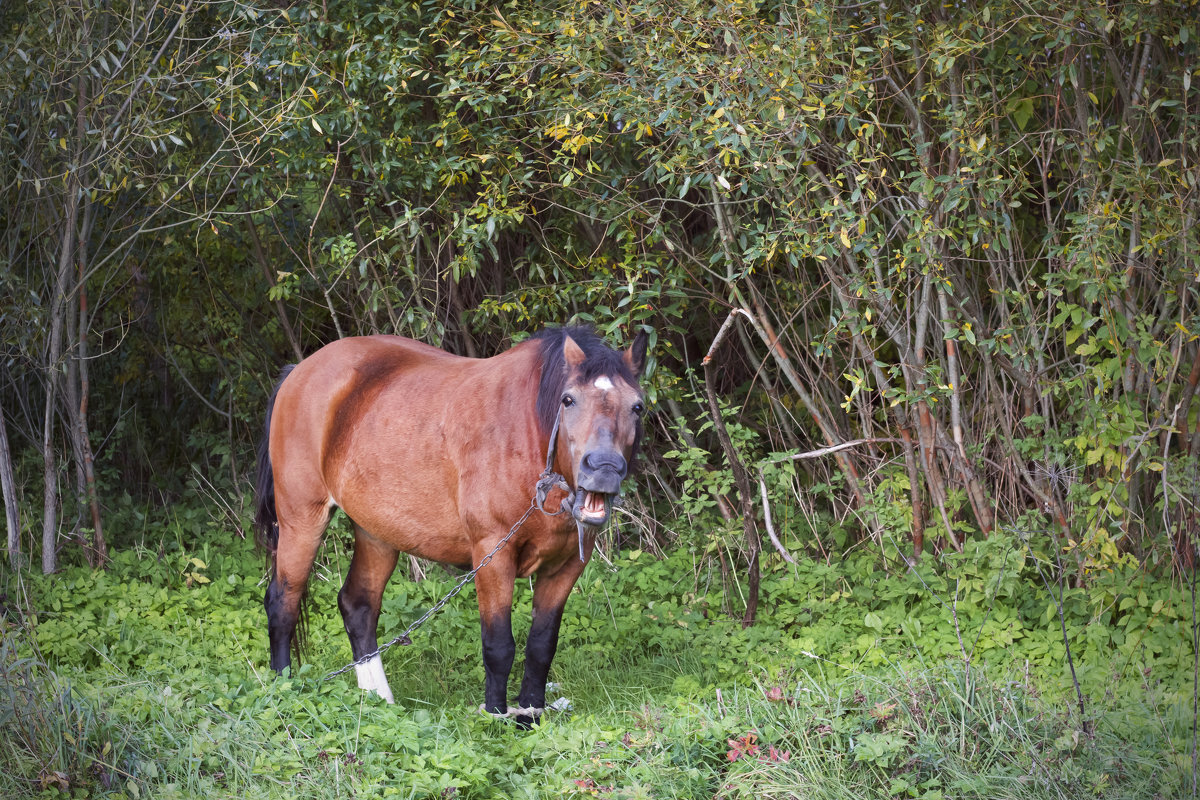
xmin=253 ymin=325 xmax=648 ymax=722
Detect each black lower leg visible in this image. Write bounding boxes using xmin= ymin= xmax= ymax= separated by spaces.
xmin=338 ymin=583 xmax=380 ymax=660
xmin=481 ymin=614 xmax=515 ymax=714
xmin=517 ymin=605 xmax=565 ymax=713
xmin=264 ymin=577 xmax=297 ymax=673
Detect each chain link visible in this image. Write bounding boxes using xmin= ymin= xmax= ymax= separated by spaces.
xmin=324 ymin=498 xmax=542 ymax=681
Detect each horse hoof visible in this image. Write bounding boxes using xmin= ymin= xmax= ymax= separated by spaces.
xmin=478 ymin=703 xmax=544 ymax=728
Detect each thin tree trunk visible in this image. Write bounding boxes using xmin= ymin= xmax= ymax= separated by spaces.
xmin=64 ymin=258 xmax=91 ymax=566
xmin=938 ymin=285 xmax=994 ymax=535
xmin=712 ymin=180 xmax=872 ymax=520
xmin=912 ymin=273 xmax=959 ymax=551
xmin=41 ymin=72 xmax=89 ymax=574
xmin=703 ymin=310 xmax=761 ymax=627
xmin=245 ymin=215 xmax=304 ymax=362
xmin=744 ymin=292 xmax=872 ymax=513
xmin=76 ymin=213 xmax=106 ymax=566
xmin=1 ymin=400 xmax=20 ymax=569
xmin=899 ymin=426 xmax=925 ymax=558
xmin=43 ymin=201 xmax=78 ymax=574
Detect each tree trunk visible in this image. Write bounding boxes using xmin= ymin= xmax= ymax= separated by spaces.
xmin=75 ymin=209 xmax=106 ymax=567
xmin=1 ymin=400 xmax=20 ymax=569
xmin=43 ymin=214 xmax=76 ymax=573
xmin=703 ymin=310 xmax=761 ymax=627
xmin=41 ymin=74 xmax=86 ymax=574
xmin=245 ymin=215 xmax=304 ymax=362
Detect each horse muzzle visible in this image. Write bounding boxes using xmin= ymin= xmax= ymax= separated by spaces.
xmin=573 ymin=452 xmax=627 ymax=527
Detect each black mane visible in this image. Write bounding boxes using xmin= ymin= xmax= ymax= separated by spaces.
xmin=531 ymin=325 xmax=639 ymax=436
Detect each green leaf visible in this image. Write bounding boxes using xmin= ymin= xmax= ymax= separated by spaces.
xmin=1009 ymin=98 xmax=1034 ymax=131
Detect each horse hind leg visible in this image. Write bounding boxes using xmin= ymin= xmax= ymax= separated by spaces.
xmin=338 ymin=524 xmax=400 ymax=703
xmin=265 ymin=505 xmax=330 ymax=674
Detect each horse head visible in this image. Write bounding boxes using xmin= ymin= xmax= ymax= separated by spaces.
xmin=542 ymin=327 xmax=648 ymax=528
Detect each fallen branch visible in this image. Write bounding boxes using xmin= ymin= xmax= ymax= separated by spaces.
xmin=759 ymin=437 xmax=906 ymax=465
xmin=758 ymin=472 xmax=795 ymax=564
xmin=756 ymin=438 xmax=905 ymax=564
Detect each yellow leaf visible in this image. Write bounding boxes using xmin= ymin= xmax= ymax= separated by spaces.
xmin=777 ymin=105 xmax=786 ymax=121
xmin=839 ymin=228 xmax=852 ymax=249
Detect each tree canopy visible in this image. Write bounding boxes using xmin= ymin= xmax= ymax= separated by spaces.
xmin=1 ymin=0 xmax=1196 ymax=594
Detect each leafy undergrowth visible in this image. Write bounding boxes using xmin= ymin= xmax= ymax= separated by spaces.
xmin=0 ymin=529 xmax=1193 ymax=799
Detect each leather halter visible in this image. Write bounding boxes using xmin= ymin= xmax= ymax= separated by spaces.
xmin=533 ymin=406 xmax=598 ymax=561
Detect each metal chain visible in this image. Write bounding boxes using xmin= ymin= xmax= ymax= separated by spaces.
xmin=324 ymin=497 xmax=543 ymax=680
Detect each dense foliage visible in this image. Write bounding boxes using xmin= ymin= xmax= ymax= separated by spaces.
xmin=0 ymin=0 xmax=1194 ymax=587
xmin=1 ymin=0 xmax=1197 ymax=576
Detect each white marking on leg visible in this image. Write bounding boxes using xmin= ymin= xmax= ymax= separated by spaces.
xmin=355 ymin=654 xmax=395 ymax=704
xmin=593 ymin=376 xmax=614 ymax=391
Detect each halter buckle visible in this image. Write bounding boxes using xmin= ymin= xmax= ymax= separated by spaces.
xmin=535 ymin=470 xmax=572 ymax=516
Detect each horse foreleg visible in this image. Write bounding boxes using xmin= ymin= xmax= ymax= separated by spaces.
xmin=473 ymin=548 xmax=518 ymax=717
xmin=339 ymin=524 xmax=400 ymax=703
xmin=515 ymin=557 xmax=588 ymax=723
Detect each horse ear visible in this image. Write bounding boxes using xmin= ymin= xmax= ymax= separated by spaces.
xmin=563 ymin=335 xmax=587 ymax=371
xmin=624 ymin=329 xmax=649 ymax=377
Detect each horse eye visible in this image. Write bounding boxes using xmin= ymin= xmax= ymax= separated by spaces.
xmin=562 ymin=395 xmax=575 ymax=408
xmin=632 ymin=402 xmax=645 ymax=416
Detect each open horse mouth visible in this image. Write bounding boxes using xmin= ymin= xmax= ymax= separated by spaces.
xmin=573 ymin=490 xmax=611 ymax=527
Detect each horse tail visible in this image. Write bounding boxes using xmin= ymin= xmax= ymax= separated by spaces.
xmin=254 ymin=364 xmax=295 ymax=554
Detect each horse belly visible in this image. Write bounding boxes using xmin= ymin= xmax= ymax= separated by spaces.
xmin=333 ymin=456 xmax=474 ymax=568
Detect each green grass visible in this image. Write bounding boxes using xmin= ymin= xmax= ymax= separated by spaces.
xmin=0 ymin=529 xmax=1194 ymax=799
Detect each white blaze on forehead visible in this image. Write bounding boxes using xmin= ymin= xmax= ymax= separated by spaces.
xmin=593 ymin=376 xmax=614 ymax=391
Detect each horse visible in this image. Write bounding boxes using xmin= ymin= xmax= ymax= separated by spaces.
xmin=253 ymin=325 xmax=648 ymax=723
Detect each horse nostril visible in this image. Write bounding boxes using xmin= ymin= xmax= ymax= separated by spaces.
xmin=583 ymin=451 xmax=626 ymax=476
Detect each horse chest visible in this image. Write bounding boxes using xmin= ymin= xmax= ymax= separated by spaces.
xmin=515 ymin=525 xmax=580 ymax=578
